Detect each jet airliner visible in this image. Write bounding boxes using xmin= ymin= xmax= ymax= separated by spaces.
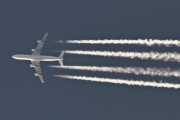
xmin=12 ymin=32 xmax=64 ymax=83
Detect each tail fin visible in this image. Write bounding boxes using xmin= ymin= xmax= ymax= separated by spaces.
xmin=59 ymin=51 xmax=64 ymax=66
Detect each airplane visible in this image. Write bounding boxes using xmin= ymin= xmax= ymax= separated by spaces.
xmin=12 ymin=32 xmax=64 ymax=83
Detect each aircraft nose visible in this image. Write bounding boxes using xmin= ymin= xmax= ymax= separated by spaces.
xmin=12 ymin=55 xmax=16 ymax=58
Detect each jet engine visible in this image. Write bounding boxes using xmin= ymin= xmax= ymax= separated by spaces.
xmin=37 ymin=40 xmax=42 ymax=43
xmin=34 ymin=73 xmax=40 ymax=76
xmin=31 ymin=49 xmax=41 ymax=52
xmin=31 ymin=49 xmax=36 ymax=51
xmin=30 ymin=64 xmax=35 ymax=67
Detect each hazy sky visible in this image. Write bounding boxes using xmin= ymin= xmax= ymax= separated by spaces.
xmin=1 ymin=0 xmax=180 ymax=120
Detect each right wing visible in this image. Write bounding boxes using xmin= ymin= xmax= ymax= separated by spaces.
xmin=32 ymin=32 xmax=48 ymax=55
xmin=31 ymin=61 xmax=44 ymax=83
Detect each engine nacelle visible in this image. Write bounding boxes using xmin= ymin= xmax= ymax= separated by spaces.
xmin=34 ymin=73 xmax=40 ymax=76
xmin=32 ymin=49 xmax=36 ymax=51
xmin=30 ymin=64 xmax=35 ymax=67
xmin=32 ymin=49 xmax=41 ymax=52
xmin=37 ymin=40 xmax=42 ymax=43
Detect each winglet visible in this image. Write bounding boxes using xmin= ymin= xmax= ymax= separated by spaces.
xmin=39 ymin=74 xmax=44 ymax=83
xmin=42 ymin=32 xmax=48 ymax=41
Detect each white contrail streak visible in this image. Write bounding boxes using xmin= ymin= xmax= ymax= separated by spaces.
xmin=65 ymin=50 xmax=180 ymax=62
xmin=50 ymin=65 xmax=180 ymax=78
xmin=58 ymin=39 xmax=180 ymax=47
xmin=55 ymin=75 xmax=180 ymax=89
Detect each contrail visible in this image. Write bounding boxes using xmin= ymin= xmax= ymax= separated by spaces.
xmin=50 ymin=65 xmax=180 ymax=78
xmin=58 ymin=39 xmax=180 ymax=47
xmin=55 ymin=75 xmax=180 ymax=89
xmin=65 ymin=50 xmax=180 ymax=62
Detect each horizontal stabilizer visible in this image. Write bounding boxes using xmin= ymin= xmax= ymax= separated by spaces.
xmin=59 ymin=51 xmax=64 ymax=58
xmin=59 ymin=60 xmax=63 ymax=66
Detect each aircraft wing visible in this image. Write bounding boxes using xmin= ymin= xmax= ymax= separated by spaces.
xmin=32 ymin=32 xmax=48 ymax=55
xmin=31 ymin=61 xmax=44 ymax=83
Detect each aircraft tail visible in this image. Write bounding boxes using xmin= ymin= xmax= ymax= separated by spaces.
xmin=59 ymin=60 xmax=63 ymax=66
xmin=59 ymin=51 xmax=64 ymax=66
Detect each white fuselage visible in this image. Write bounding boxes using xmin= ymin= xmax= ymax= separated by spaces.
xmin=12 ymin=54 xmax=63 ymax=61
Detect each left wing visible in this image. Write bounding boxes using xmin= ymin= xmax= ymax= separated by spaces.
xmin=31 ymin=61 xmax=44 ymax=83
xmin=32 ymin=32 xmax=48 ymax=55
